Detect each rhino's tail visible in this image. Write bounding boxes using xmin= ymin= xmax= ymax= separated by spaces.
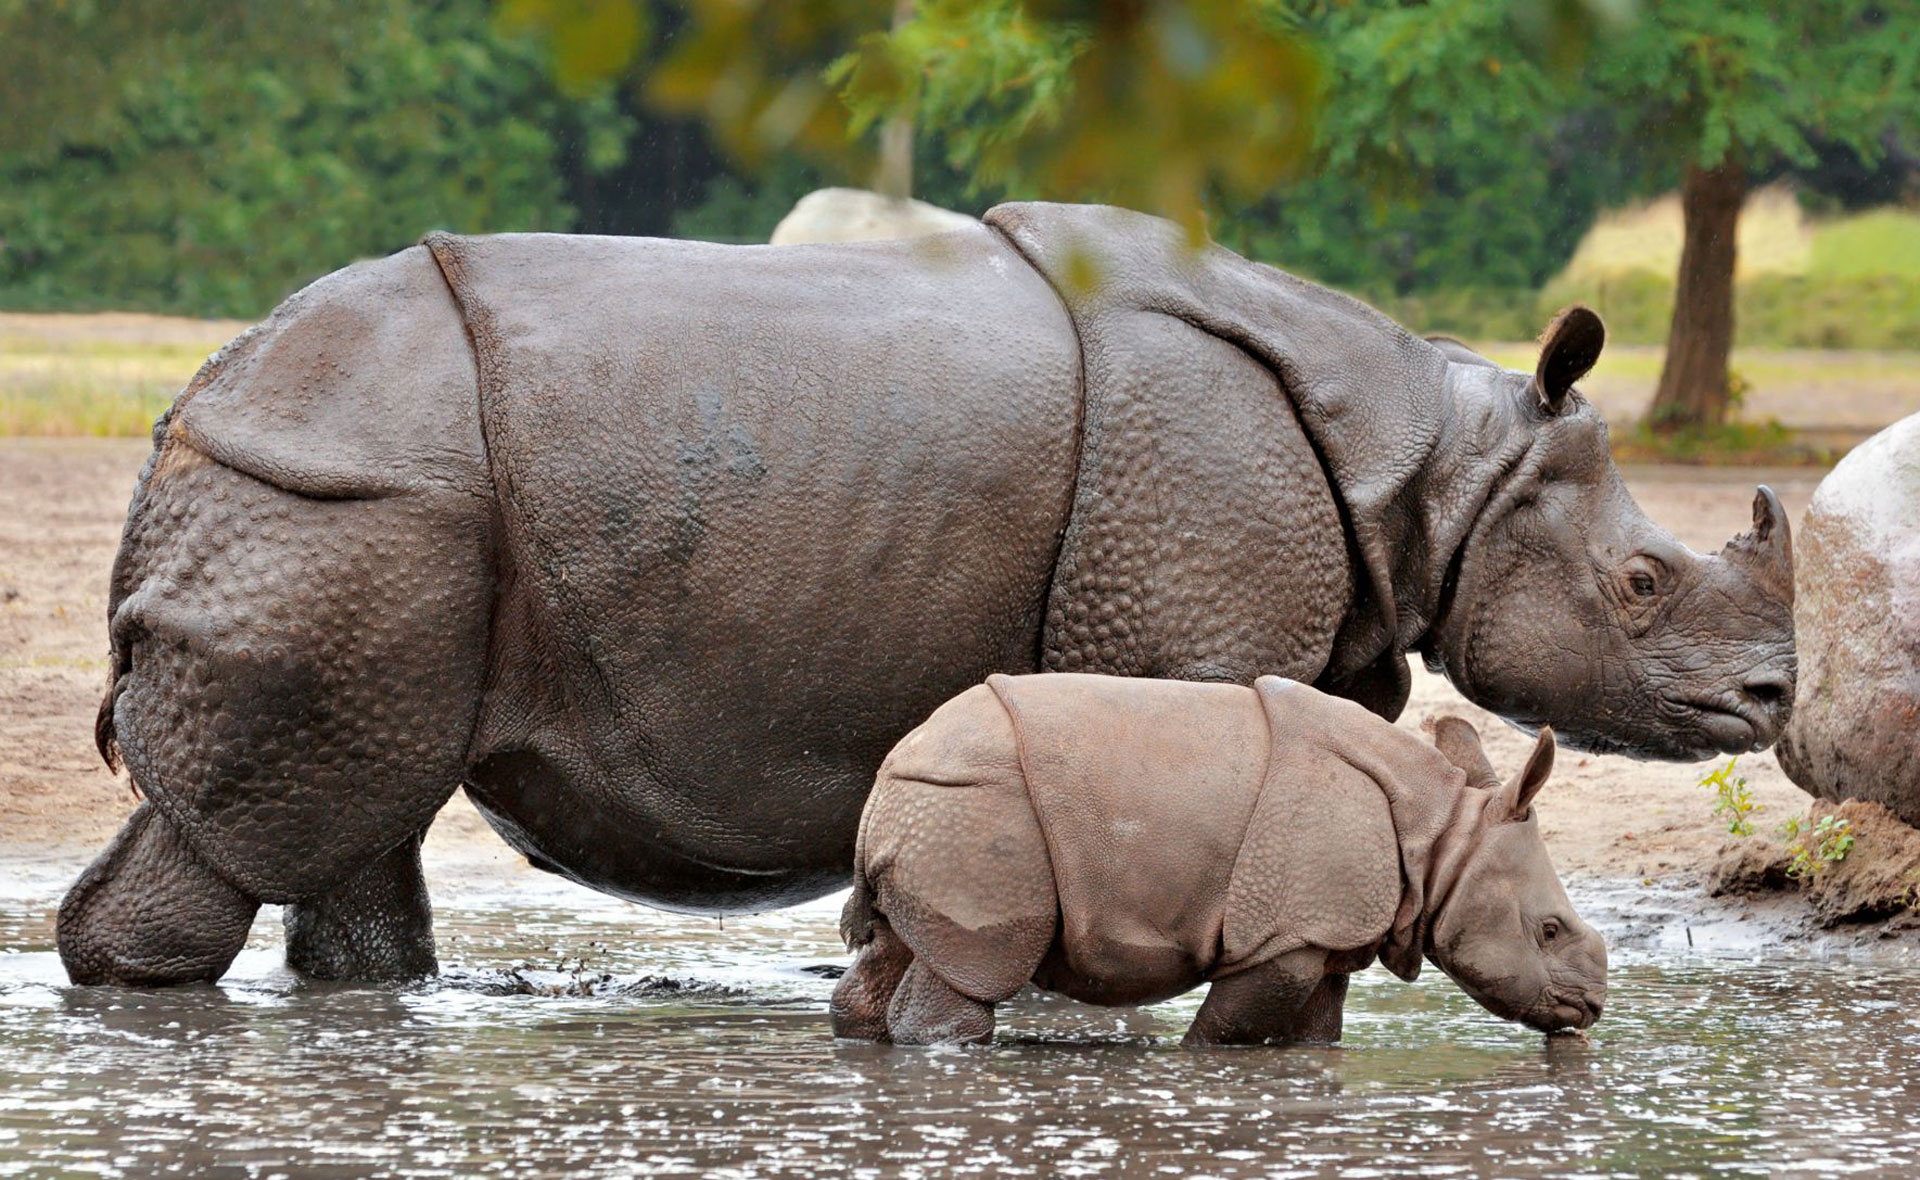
xmin=94 ymin=647 xmax=129 ymax=777
xmin=839 ymin=872 xmax=877 ymax=950
xmin=95 ymin=401 xmax=186 ymax=783
xmin=839 ymin=791 xmax=880 ymax=949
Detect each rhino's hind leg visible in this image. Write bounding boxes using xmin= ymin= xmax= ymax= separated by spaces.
xmin=1183 ymin=948 xmax=1335 ymax=1048
xmin=85 ymin=438 xmax=491 ymax=986
xmin=830 ymin=920 xmax=914 ymax=1041
xmin=284 ymin=829 xmax=437 ymax=981
xmin=57 ymin=803 xmax=261 ymax=986
xmin=886 ymin=960 xmax=995 ymax=1046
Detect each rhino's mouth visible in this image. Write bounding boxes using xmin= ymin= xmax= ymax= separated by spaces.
xmin=1532 ymin=987 xmax=1604 ymax=1032
xmin=1668 ymin=695 xmax=1769 ymax=754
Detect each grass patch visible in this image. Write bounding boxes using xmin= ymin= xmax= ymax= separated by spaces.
xmin=1608 ymin=418 xmax=1840 ymax=467
xmin=1533 ymin=270 xmax=1920 ymax=351
xmin=1525 ymin=196 xmax=1920 ymax=350
xmin=0 ymin=356 xmax=187 ymax=436
xmin=0 ymin=317 xmax=230 ymax=436
xmin=1554 ymin=186 xmax=1815 ymax=284
xmin=1808 ymin=209 xmax=1920 ymax=280
xmin=0 ymin=381 xmax=177 ymax=436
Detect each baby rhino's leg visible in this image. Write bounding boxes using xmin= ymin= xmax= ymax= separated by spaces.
xmin=1184 ymin=947 xmax=1334 ymax=1047
xmin=1287 ymin=973 xmax=1350 ymax=1042
xmin=887 ymin=961 xmax=995 ymax=1046
xmin=830 ymin=921 xmax=914 ymax=1041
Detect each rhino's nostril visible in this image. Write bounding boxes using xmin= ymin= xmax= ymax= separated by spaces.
xmin=1739 ymin=671 xmax=1792 ymax=718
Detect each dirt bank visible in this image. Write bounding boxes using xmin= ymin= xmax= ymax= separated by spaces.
xmin=0 ymin=439 xmax=1879 ymax=944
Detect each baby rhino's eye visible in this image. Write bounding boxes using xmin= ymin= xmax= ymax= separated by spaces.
xmin=1542 ymin=919 xmax=1562 ymax=943
xmin=1628 ymin=572 xmax=1656 ymax=598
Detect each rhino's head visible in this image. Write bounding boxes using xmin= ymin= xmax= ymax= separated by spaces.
xmin=1423 ymin=310 xmax=1796 ymax=760
xmin=1425 ymin=719 xmax=1607 ymax=1033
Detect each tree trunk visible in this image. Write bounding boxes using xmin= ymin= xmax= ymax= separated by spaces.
xmin=1648 ymin=161 xmax=1747 ymax=430
xmin=875 ymin=0 xmax=916 ymax=198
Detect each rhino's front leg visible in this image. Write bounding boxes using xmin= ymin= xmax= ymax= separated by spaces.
xmin=1287 ymin=973 xmax=1349 ymax=1043
xmin=58 ymin=803 xmax=260 ymax=986
xmin=1183 ymin=947 xmax=1334 ymax=1047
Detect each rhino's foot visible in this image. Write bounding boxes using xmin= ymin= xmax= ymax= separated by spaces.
xmin=830 ymin=920 xmax=914 ymax=1041
xmin=58 ymin=802 xmax=261 ymax=986
xmin=885 ymin=959 xmax=995 ymax=1046
xmin=284 ymin=828 xmax=437 ymax=982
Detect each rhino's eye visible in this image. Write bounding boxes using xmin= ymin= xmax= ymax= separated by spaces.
xmin=1542 ymin=919 xmax=1562 ymax=943
xmin=1628 ymin=572 xmax=1656 ymax=598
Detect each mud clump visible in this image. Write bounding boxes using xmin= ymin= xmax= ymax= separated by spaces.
xmin=1710 ymin=799 xmax=1920 ymax=928
xmin=1709 ymin=840 xmax=1795 ymax=897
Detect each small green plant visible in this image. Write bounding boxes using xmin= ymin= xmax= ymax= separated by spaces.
xmin=1700 ymin=756 xmax=1760 ymax=837
xmin=1777 ymin=813 xmax=1855 ymax=880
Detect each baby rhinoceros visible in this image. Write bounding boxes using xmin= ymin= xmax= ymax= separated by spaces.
xmin=832 ymin=673 xmax=1607 ymax=1047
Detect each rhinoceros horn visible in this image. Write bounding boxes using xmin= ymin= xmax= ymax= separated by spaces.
xmin=1719 ymin=485 xmax=1795 ymax=605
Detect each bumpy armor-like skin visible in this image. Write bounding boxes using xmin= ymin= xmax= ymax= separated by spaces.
xmin=844 ymin=674 xmax=1458 ymax=1010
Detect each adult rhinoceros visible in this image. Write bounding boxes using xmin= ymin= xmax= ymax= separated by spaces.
xmin=58 ymin=203 xmax=1795 ymax=987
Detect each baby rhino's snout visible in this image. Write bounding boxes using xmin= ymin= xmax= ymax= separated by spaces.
xmin=1535 ymin=928 xmax=1608 ymax=1033
xmin=1542 ymin=985 xmax=1605 ymax=1032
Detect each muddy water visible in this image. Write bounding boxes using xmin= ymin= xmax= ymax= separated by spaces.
xmin=3 ymin=867 xmax=1919 ymax=1179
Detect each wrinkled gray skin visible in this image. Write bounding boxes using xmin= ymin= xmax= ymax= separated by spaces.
xmin=58 ymin=202 xmax=1794 ymax=987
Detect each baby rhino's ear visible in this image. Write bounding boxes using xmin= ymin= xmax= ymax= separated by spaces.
xmin=1501 ymin=728 xmax=1556 ymax=820
xmin=1425 ymin=715 xmax=1500 ymax=791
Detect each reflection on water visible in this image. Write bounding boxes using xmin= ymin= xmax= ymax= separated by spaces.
xmin=2 ymin=873 xmax=1918 ymax=1179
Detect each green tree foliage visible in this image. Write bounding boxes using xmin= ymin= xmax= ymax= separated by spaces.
xmin=1580 ymin=1 xmax=1920 ymax=428
xmin=497 ymin=1 xmax=1323 ymax=236
xmin=1214 ymin=1 xmax=1632 ymax=297
xmin=832 ymin=1 xmax=1321 ymax=231
xmin=0 ymin=0 xmax=632 ymax=317
xmin=816 ymin=0 xmax=1637 ymax=294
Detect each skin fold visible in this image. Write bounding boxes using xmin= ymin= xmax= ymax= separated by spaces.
xmin=60 ymin=202 xmax=1788 ymax=986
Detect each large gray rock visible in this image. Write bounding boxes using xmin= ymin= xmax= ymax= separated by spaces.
xmin=1778 ymin=412 xmax=1920 ymax=827
xmin=769 ymin=187 xmax=976 ymax=245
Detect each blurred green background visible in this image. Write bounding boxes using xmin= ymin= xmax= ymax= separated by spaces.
xmin=1 ymin=0 xmax=1915 ymax=443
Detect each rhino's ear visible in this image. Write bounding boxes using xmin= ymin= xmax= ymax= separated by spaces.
xmin=1533 ymin=307 xmax=1605 ymax=415
xmin=1502 ymin=727 xmax=1557 ymax=819
xmin=1425 ymin=715 xmax=1500 ymax=791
